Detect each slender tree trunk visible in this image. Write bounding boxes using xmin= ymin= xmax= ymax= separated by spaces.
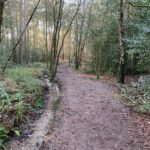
xmin=2 ymin=0 xmax=41 ymax=74
xmin=118 ymin=0 xmax=125 ymax=84
xmin=27 ymin=27 xmax=30 ymax=63
xmin=0 ymin=0 xmax=5 ymax=42
xmin=18 ymin=0 xmax=24 ymax=64
xmin=23 ymin=0 xmax=29 ymax=64
xmin=74 ymin=4 xmax=86 ymax=70
xmin=8 ymin=0 xmax=17 ymax=63
xmin=49 ymin=0 xmax=81 ymax=81
xmin=45 ymin=0 xmax=49 ymax=68
xmin=68 ymin=29 xmax=72 ymax=64
xmin=49 ymin=0 xmax=63 ymax=78
xmin=74 ymin=16 xmax=79 ymax=69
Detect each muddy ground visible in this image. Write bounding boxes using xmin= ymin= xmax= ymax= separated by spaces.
xmin=42 ymin=65 xmax=150 ymax=150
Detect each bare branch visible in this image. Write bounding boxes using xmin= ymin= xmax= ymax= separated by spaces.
xmin=52 ymin=0 xmax=81 ymax=79
xmin=2 ymin=0 xmax=41 ymax=74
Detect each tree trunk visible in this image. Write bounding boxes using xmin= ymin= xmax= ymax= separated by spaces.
xmin=118 ymin=0 xmax=125 ymax=84
xmin=74 ymin=3 xmax=86 ymax=70
xmin=49 ymin=0 xmax=81 ymax=81
xmin=45 ymin=0 xmax=49 ymax=68
xmin=8 ymin=0 xmax=17 ymax=63
xmin=0 ymin=0 xmax=5 ymax=42
xmin=23 ymin=0 xmax=29 ymax=64
xmin=18 ymin=0 xmax=24 ymax=64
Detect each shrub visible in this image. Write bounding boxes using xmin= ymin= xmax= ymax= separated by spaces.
xmin=122 ymin=76 xmax=150 ymax=113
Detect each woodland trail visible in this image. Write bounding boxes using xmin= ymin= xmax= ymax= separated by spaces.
xmin=42 ymin=65 xmax=150 ymax=150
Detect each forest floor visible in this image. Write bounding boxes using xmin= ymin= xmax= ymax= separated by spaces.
xmin=41 ymin=65 xmax=150 ymax=150
xmin=6 ymin=65 xmax=150 ymax=150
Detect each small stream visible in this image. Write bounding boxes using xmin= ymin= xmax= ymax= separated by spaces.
xmin=7 ymin=78 xmax=60 ymax=150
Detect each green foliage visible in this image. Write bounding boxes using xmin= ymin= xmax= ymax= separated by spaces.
xmin=0 ymin=82 xmax=27 ymax=145
xmin=32 ymin=62 xmax=45 ymax=68
xmin=0 ymin=124 xmax=9 ymax=149
xmin=0 ymin=125 xmax=9 ymax=143
xmin=35 ymin=98 xmax=44 ymax=109
xmin=125 ymin=1 xmax=150 ymax=74
xmin=6 ymin=67 xmax=42 ymax=94
xmin=0 ymin=66 xmax=45 ymax=144
xmin=14 ymin=92 xmax=24 ymax=101
xmin=14 ymin=101 xmax=28 ymax=124
xmin=0 ymin=83 xmax=9 ymax=100
xmin=122 ymin=76 xmax=150 ymax=113
xmin=0 ymin=83 xmax=11 ymax=112
xmin=86 ymin=0 xmax=150 ymax=76
xmin=12 ymin=127 xmax=21 ymax=136
xmin=87 ymin=0 xmax=120 ymax=77
xmin=30 ymin=48 xmax=44 ymax=62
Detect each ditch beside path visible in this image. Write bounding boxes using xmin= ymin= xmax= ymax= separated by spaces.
xmin=42 ymin=65 xmax=150 ymax=150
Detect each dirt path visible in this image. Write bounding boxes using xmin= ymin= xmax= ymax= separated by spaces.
xmin=42 ymin=65 xmax=150 ymax=150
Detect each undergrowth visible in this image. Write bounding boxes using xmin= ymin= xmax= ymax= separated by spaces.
xmin=121 ymin=76 xmax=150 ymax=113
xmin=52 ymin=96 xmax=60 ymax=112
xmin=0 ymin=65 xmax=45 ymax=148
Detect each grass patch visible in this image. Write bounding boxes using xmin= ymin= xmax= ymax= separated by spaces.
xmin=0 ymin=65 xmax=45 ymax=146
xmin=35 ymin=98 xmax=45 ymax=109
xmin=6 ymin=67 xmax=42 ymax=92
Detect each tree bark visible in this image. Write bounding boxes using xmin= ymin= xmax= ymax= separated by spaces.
xmin=0 ymin=0 xmax=6 ymax=42
xmin=45 ymin=0 xmax=49 ymax=68
xmin=18 ymin=0 xmax=24 ymax=64
xmin=118 ymin=0 xmax=125 ymax=84
xmin=8 ymin=0 xmax=17 ymax=63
